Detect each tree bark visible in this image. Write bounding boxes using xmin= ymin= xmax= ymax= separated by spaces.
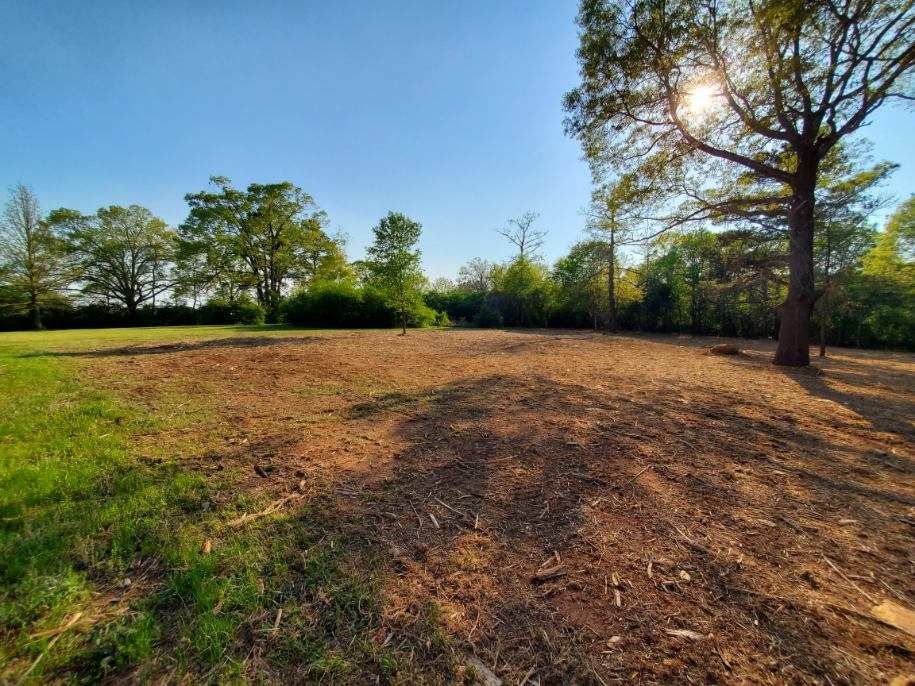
xmin=29 ymin=292 xmax=42 ymax=330
xmin=819 ymin=316 xmax=828 ymax=358
xmin=400 ymin=309 xmax=407 ymax=335
xmin=774 ymin=172 xmax=817 ymax=366
xmin=606 ymin=234 xmax=617 ymax=333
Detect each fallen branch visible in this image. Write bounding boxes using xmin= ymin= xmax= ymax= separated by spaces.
xmin=227 ymin=493 xmax=303 ymax=528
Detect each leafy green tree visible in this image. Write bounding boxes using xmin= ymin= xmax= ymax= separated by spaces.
xmin=49 ymin=205 xmax=175 ymax=317
xmin=493 ymin=257 xmax=555 ymax=327
xmin=181 ymin=177 xmax=330 ymax=321
xmin=0 ymin=185 xmax=74 ymax=328
xmin=367 ymin=212 xmax=425 ymax=334
xmin=846 ymin=197 xmax=915 ymax=347
xmin=553 ymin=240 xmax=606 ymax=328
xmin=863 ymin=196 xmax=915 ymax=279
xmin=586 ymin=174 xmax=657 ymax=331
xmin=565 ymin=0 xmax=915 ymax=365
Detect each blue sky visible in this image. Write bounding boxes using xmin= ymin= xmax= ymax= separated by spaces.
xmin=1 ymin=1 xmax=912 ymax=279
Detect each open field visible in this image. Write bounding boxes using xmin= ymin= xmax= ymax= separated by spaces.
xmin=1 ymin=325 xmax=914 ymax=684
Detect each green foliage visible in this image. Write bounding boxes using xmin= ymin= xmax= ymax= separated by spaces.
xmin=197 ymin=297 xmax=266 ymax=325
xmin=0 ymin=185 xmax=74 ymax=329
xmin=366 ymin=212 xmax=425 ymax=333
xmin=473 ymin=302 xmax=503 ymax=328
xmin=281 ymin=280 xmax=441 ymax=329
xmin=423 ymin=288 xmax=485 ymax=324
xmin=552 ymin=240 xmax=607 ymax=328
xmin=48 ymin=205 xmax=176 ymax=316
xmin=180 ymin=177 xmax=334 ymax=321
xmin=490 ymin=257 xmax=554 ymax=327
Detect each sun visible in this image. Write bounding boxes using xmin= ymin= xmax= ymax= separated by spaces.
xmin=686 ymin=83 xmax=716 ymax=114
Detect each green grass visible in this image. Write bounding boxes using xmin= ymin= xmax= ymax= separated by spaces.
xmin=0 ymin=325 xmax=450 ymax=683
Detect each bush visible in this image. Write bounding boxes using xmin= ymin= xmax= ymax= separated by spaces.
xmin=197 ymin=299 xmax=265 ymax=325
xmin=281 ymin=281 xmax=445 ymax=329
xmin=407 ymin=302 xmax=438 ymax=328
xmin=281 ymin=282 xmax=364 ymax=327
xmin=423 ymin=290 xmax=485 ymax=323
xmin=474 ymin=303 xmax=503 ymax=328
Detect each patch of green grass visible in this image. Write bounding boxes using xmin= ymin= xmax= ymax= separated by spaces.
xmin=0 ymin=326 xmax=456 ymax=683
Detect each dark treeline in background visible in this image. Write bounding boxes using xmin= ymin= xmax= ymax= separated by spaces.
xmin=0 ymin=178 xmax=912 ymax=352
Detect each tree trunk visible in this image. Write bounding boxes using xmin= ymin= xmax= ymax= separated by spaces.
xmin=29 ymin=292 xmax=43 ymax=330
xmin=606 ymin=236 xmax=616 ymax=333
xmin=400 ymin=309 xmax=407 ymax=335
xmin=774 ymin=174 xmax=817 ymax=367
xmin=819 ymin=315 xmax=828 ymax=358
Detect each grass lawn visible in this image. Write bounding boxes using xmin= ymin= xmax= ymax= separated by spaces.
xmin=0 ymin=326 xmax=426 ymax=683
xmin=1 ymin=325 xmax=913 ymax=684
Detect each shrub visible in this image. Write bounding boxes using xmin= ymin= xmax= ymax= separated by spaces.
xmin=281 ymin=281 xmax=444 ymax=329
xmin=281 ymin=282 xmax=364 ymax=327
xmin=197 ymin=298 xmax=265 ymax=325
xmin=474 ymin=303 xmax=503 ymax=328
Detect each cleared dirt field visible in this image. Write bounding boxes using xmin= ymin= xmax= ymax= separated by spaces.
xmin=61 ymin=329 xmax=915 ymax=683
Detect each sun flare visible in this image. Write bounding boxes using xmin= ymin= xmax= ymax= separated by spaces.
xmin=686 ymin=83 xmax=716 ymax=114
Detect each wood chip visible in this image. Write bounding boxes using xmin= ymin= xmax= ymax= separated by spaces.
xmin=871 ymin=601 xmax=915 ymax=638
xmin=665 ymin=628 xmax=705 ymax=640
xmin=533 ymin=564 xmax=566 ymax=582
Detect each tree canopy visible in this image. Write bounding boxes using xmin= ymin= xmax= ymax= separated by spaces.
xmin=565 ymin=0 xmax=914 ymax=365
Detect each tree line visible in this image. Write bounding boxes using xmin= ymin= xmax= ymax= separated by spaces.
xmin=1 ymin=177 xmax=912 ymax=351
xmin=0 ymin=179 xmax=427 ymax=333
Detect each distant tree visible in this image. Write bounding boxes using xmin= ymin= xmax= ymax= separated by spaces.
xmin=813 ymin=153 xmax=894 ymax=355
xmin=670 ymin=229 xmax=718 ymax=334
xmin=494 ymin=257 xmax=555 ymax=327
xmin=50 ymin=205 xmax=176 ymax=317
xmin=458 ymin=257 xmax=496 ymax=292
xmin=842 ymin=197 xmax=915 ymax=347
xmin=553 ymin=240 xmax=606 ymax=328
xmin=497 ymin=212 xmax=546 ymax=260
xmin=566 ymin=0 xmax=915 ymax=365
xmin=430 ymin=277 xmax=455 ymax=292
xmin=586 ymin=174 xmax=655 ymax=331
xmin=863 ymin=196 xmax=915 ymax=279
xmin=171 ymin=250 xmax=211 ymax=309
xmin=181 ymin=177 xmax=328 ymax=321
xmin=0 ymin=185 xmax=73 ymax=328
xmin=367 ymin=212 xmax=425 ymax=335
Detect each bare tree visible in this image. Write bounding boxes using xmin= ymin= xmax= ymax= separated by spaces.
xmin=0 ymin=185 xmax=73 ymax=328
xmin=457 ymin=257 xmax=496 ymax=291
xmin=496 ymin=212 xmax=547 ymax=260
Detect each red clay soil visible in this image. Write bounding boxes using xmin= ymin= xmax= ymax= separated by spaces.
xmin=84 ymin=329 xmax=915 ymax=684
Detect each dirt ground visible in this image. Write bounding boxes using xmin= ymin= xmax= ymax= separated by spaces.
xmin=78 ymin=329 xmax=914 ymax=684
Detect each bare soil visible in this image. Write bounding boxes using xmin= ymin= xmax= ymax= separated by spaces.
xmin=82 ymin=329 xmax=915 ymax=684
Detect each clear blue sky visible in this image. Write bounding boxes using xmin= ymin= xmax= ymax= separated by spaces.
xmin=1 ymin=0 xmax=912 ymax=279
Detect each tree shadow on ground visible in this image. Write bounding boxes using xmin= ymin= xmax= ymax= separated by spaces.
xmin=293 ymin=370 xmax=915 ymax=683
xmin=18 ymin=336 xmax=325 ymax=358
xmin=781 ymin=356 xmax=915 ymax=441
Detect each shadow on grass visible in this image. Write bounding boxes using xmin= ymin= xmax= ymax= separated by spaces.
xmin=18 ymin=336 xmax=325 ymax=358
